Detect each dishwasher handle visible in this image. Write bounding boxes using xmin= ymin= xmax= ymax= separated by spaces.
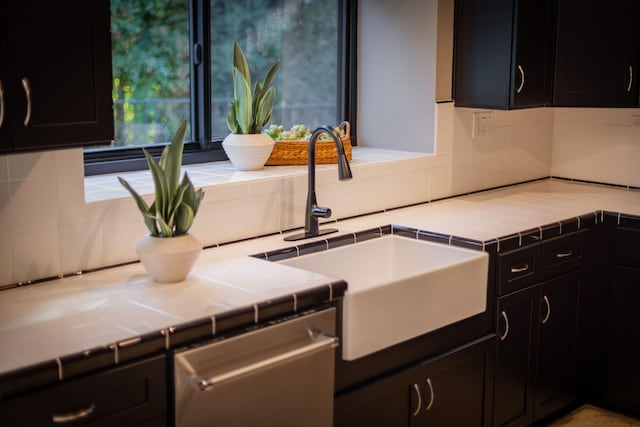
xmin=188 ymin=331 xmax=339 ymax=392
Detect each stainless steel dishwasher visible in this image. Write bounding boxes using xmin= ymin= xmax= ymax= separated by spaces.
xmin=173 ymin=307 xmax=338 ymax=427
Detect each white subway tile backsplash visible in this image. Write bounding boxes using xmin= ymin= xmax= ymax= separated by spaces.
xmin=12 ymin=228 xmax=60 ymax=283
xmin=8 ymin=178 xmax=58 ymax=233
xmin=59 ymin=222 xmax=104 ymax=273
xmin=0 ymin=156 xmax=8 ymax=183
xmin=7 ymin=151 xmax=57 ymax=181
xmin=1 ymin=103 xmax=635 ymax=288
xmin=0 ymin=235 xmax=13 ymax=285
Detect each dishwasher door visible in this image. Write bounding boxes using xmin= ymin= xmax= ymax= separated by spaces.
xmin=173 ymin=308 xmax=337 ymax=427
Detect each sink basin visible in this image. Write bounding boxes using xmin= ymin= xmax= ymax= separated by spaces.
xmin=280 ymin=235 xmax=489 ymax=360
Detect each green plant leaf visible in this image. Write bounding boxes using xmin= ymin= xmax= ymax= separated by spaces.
xmin=156 ymin=214 xmax=173 ymax=237
xmin=144 ymin=202 xmax=160 ymax=236
xmin=226 ymin=101 xmax=238 ymax=133
xmin=261 ymin=60 xmax=279 ymax=94
xmin=232 ymin=41 xmax=251 ymax=89
xmin=143 ymin=148 xmax=169 ymax=220
xmin=175 ymin=203 xmax=195 ymax=235
xmin=163 ymin=119 xmax=188 ymax=196
xmin=256 ymin=86 xmax=276 ymax=129
xmin=233 ymin=67 xmax=253 ymax=134
xmin=117 ymin=176 xmax=149 ymax=215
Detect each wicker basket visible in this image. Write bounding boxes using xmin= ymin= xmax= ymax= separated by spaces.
xmin=265 ymin=121 xmax=352 ymax=165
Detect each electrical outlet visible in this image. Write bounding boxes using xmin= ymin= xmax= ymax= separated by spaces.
xmin=631 ymin=114 xmax=640 ymax=128
xmin=472 ymin=111 xmax=493 ymax=137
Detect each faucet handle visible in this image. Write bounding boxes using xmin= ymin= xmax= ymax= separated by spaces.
xmin=311 ymin=206 xmax=332 ymax=219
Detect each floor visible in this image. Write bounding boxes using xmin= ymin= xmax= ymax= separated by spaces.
xmin=550 ymin=405 xmax=640 ymax=426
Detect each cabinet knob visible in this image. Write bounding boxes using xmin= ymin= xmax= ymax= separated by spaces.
xmin=627 ymin=65 xmax=633 ymax=93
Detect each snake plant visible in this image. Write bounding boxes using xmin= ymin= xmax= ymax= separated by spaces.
xmin=118 ymin=119 xmax=204 ymax=238
xmin=226 ymin=41 xmax=280 ymax=134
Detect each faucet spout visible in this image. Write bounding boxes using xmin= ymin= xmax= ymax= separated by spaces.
xmin=284 ymin=125 xmax=352 ymax=241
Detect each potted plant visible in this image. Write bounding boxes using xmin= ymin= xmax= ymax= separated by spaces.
xmin=222 ymin=41 xmax=280 ymax=170
xmin=118 ymin=119 xmax=205 ymax=283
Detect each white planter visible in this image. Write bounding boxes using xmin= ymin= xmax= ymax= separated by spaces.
xmin=135 ymin=233 xmax=202 ymax=283
xmin=222 ymin=133 xmax=275 ymax=171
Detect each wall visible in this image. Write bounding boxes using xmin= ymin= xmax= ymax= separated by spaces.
xmin=357 ymin=0 xmax=438 ymax=153
xmin=551 ymin=108 xmax=640 ymax=187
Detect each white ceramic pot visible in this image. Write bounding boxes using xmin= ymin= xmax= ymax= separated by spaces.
xmin=135 ymin=233 xmax=202 ymax=283
xmin=222 ymin=133 xmax=275 ymax=171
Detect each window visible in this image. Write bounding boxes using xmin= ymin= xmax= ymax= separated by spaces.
xmin=84 ymin=0 xmax=356 ymax=175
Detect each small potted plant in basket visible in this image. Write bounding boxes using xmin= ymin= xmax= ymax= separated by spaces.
xmin=223 ymin=41 xmax=280 ymax=170
xmin=118 ymin=119 xmax=205 ymax=283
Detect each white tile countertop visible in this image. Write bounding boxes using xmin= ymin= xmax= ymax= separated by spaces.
xmin=0 ymin=178 xmax=638 ymax=379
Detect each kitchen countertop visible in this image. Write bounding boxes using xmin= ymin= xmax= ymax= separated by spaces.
xmin=1 ymin=178 xmax=638 ymax=398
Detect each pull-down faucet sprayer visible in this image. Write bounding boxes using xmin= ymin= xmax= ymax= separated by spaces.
xmin=284 ymin=125 xmax=353 ymax=241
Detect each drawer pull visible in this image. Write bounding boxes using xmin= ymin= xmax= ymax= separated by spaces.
xmin=412 ymin=383 xmax=422 ymax=416
xmin=542 ymin=295 xmax=551 ymax=324
xmin=511 ymin=264 xmax=529 ymax=274
xmin=556 ymin=250 xmax=573 ymax=259
xmin=425 ymin=378 xmax=435 ymax=411
xmin=499 ymin=311 xmax=510 ymax=341
xmin=52 ymin=404 xmax=96 ymax=424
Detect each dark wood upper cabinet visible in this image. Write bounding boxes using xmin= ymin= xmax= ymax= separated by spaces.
xmin=3 ymin=0 xmax=113 ymax=151
xmin=453 ymin=0 xmax=554 ymax=109
xmin=0 ymin=1 xmax=11 ymax=152
xmin=553 ymin=0 xmax=640 ymax=107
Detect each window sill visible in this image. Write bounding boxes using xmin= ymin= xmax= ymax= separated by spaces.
xmin=84 ymin=147 xmax=434 ymax=203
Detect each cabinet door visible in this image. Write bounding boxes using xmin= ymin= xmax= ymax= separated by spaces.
xmin=335 ymin=336 xmax=494 ymax=427
xmin=7 ymin=0 xmax=113 ymax=150
xmin=416 ymin=337 xmax=494 ymax=427
xmin=534 ymin=270 xmax=580 ymax=422
xmin=510 ymin=0 xmax=553 ymax=108
xmin=493 ymin=286 xmax=538 ymax=427
xmin=453 ymin=0 xmax=552 ymax=109
xmin=0 ymin=355 xmax=167 ymax=427
xmin=602 ymin=265 xmax=640 ymax=416
xmin=554 ymin=0 xmax=639 ymax=107
xmin=334 ymin=378 xmax=412 ymax=427
xmin=0 ymin=2 xmax=10 ymax=152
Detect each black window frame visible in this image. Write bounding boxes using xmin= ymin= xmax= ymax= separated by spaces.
xmin=84 ymin=0 xmax=358 ymax=176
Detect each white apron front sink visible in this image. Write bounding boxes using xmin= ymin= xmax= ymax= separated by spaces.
xmin=280 ymin=234 xmax=489 ymax=360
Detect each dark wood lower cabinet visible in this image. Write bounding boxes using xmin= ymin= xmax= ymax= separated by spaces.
xmin=0 ymin=355 xmax=167 ymax=427
xmin=602 ymin=265 xmax=640 ymax=416
xmin=493 ymin=270 xmax=581 ymax=427
xmin=334 ymin=335 xmax=495 ymax=427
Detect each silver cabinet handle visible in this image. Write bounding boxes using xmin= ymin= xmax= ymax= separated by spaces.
xmin=511 ymin=264 xmax=529 ymax=274
xmin=52 ymin=404 xmax=96 ymax=424
xmin=556 ymin=250 xmax=573 ymax=259
xmin=628 ymin=65 xmax=633 ymax=93
xmin=425 ymin=378 xmax=435 ymax=411
xmin=188 ymin=331 xmax=339 ymax=392
xmin=21 ymin=77 xmax=31 ymax=126
xmin=516 ymin=65 xmax=525 ymax=93
xmin=499 ymin=310 xmax=510 ymax=341
xmin=0 ymin=79 xmax=5 ymax=128
xmin=542 ymin=295 xmax=551 ymax=324
xmin=412 ymin=383 xmax=422 ymax=417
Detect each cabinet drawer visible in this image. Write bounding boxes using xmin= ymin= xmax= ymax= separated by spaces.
xmin=497 ymin=243 xmax=542 ymax=296
xmin=615 ymin=227 xmax=640 ymax=268
xmin=542 ymin=231 xmax=585 ymax=279
xmin=0 ymin=355 xmax=166 ymax=427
